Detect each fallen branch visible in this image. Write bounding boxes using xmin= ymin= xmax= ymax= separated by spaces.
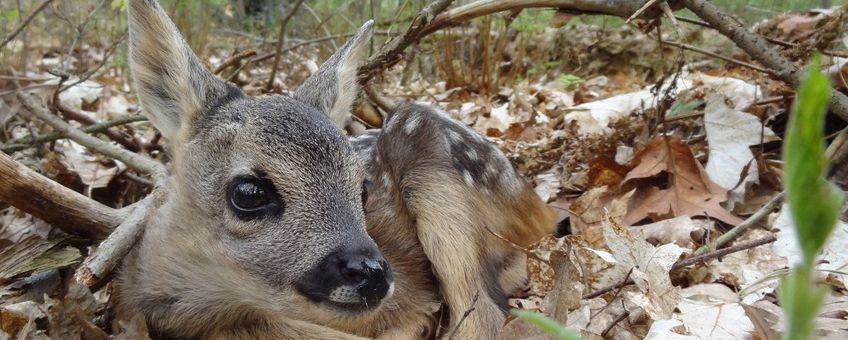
xmin=2 ymin=115 xmax=147 ymax=154
xmin=75 ymin=194 xmax=156 ymax=288
xmin=17 ymin=93 xmax=168 ymax=185
xmin=582 ymin=234 xmax=778 ymax=299
xmin=681 ymin=0 xmax=848 ymax=123
xmin=56 ymin=101 xmax=140 ymax=152
xmin=0 ymin=152 xmax=120 ymax=239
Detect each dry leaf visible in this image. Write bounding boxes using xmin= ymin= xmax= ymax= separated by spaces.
xmin=704 ymin=94 xmax=777 ymax=208
xmin=603 ymin=217 xmax=684 ymax=320
xmin=674 ymin=284 xmax=755 ymax=339
xmin=622 ymin=136 xmax=742 ymax=226
xmin=629 ymin=215 xmax=706 ymax=249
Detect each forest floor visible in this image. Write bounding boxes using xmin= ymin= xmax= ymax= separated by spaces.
xmin=1 ymin=4 xmax=848 ymax=340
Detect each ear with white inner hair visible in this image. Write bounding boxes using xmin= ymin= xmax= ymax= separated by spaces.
xmin=294 ymin=20 xmax=374 ymax=128
xmin=127 ymin=0 xmax=240 ymax=142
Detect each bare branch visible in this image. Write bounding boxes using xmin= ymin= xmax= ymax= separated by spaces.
xmin=358 ymin=0 xmax=456 ymax=83
xmin=2 ymin=115 xmax=147 ymax=154
xmin=75 ymin=194 xmax=156 ymax=287
xmin=681 ymin=0 xmax=848 ymax=122
xmin=265 ymin=0 xmax=308 ymax=91
xmin=17 ymin=93 xmax=168 ymax=185
xmin=0 ymin=152 xmax=121 ymax=239
xmin=0 ymin=0 xmax=56 ymax=51
xmin=693 ymin=192 xmax=784 ymax=256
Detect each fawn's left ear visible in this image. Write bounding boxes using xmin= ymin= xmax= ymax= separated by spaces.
xmin=127 ymin=0 xmax=240 ymax=142
xmin=294 ymin=20 xmax=374 ymax=128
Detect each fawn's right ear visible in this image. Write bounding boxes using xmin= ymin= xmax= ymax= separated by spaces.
xmin=127 ymin=0 xmax=238 ymax=141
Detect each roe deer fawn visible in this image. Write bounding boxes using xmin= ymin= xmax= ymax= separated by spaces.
xmin=117 ymin=1 xmax=556 ymax=339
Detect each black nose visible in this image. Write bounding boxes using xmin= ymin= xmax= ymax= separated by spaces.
xmin=294 ymin=244 xmax=394 ymax=310
xmin=336 ymin=248 xmax=391 ymax=303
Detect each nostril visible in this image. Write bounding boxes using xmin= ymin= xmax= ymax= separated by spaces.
xmin=339 ymin=260 xmax=368 ymax=283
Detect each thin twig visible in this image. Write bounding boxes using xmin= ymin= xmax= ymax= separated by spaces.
xmin=659 ymin=40 xmax=773 ymax=75
xmin=0 ymin=0 xmax=56 ymax=51
xmin=265 ymin=0 xmax=307 ymax=91
xmin=582 ymin=234 xmax=777 ymax=299
xmin=693 ymin=192 xmax=784 ymax=256
xmin=2 ymin=115 xmax=147 ymax=154
xmin=213 ymin=50 xmax=257 ymax=75
xmin=358 ymin=0 xmax=456 ymax=84
xmin=448 ymin=293 xmax=479 ymax=340
xmin=17 ymin=93 xmax=167 ymax=185
xmin=56 ymin=101 xmax=140 ymax=152
xmin=601 ymin=309 xmax=630 ymax=338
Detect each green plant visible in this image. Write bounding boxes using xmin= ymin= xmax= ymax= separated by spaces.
xmin=779 ymin=54 xmax=843 ymax=340
xmin=558 ymin=74 xmax=584 ymax=90
xmin=511 ymin=309 xmax=581 ymax=340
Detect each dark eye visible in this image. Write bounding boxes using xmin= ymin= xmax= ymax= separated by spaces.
xmin=228 ymin=176 xmax=281 ymax=220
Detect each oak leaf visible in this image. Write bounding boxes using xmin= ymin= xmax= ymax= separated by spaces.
xmin=622 ymin=136 xmax=742 ymax=226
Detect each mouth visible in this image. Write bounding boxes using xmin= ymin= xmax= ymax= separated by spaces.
xmin=306 ymin=281 xmax=395 ymax=314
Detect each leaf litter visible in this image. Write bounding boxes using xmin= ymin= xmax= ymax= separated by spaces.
xmin=1 ymin=5 xmax=847 ymax=339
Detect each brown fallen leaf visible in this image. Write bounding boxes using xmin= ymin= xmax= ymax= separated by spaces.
xmin=622 ymin=136 xmax=742 ymax=226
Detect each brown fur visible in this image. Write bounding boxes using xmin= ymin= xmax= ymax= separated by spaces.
xmin=117 ymin=1 xmax=555 ymax=339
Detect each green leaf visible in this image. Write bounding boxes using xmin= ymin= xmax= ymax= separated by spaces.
xmin=668 ymin=99 xmax=704 ymax=118
xmin=3 ymin=9 xmax=19 ymax=21
xmin=558 ymin=74 xmax=584 ymax=89
xmin=782 ymin=54 xmax=844 ymax=265
xmin=511 ymin=309 xmax=581 ymax=340
xmin=111 ymin=0 xmax=127 ymax=11
xmin=779 ymin=266 xmax=827 ymax=340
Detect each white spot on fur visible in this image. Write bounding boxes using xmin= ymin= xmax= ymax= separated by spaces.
xmin=446 ymin=130 xmax=462 ymax=143
xmin=465 ymin=149 xmax=479 ymax=161
xmin=462 ymin=170 xmax=474 ymax=186
xmin=381 ymin=172 xmax=391 ymax=188
xmin=404 ymin=114 xmax=421 ymax=134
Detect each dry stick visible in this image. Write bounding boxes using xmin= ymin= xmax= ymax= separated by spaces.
xmin=0 ymin=0 xmax=56 ymax=51
xmin=75 ymin=194 xmax=154 ymax=287
xmin=265 ymin=0 xmax=307 ymax=91
xmin=56 ymin=102 xmax=140 ymax=152
xmin=2 ymin=115 xmax=147 ymax=154
xmin=0 ymin=152 xmax=120 ymax=239
xmin=680 ymin=0 xmax=848 ymax=123
xmin=601 ymin=309 xmax=630 ymax=338
xmin=358 ymin=0 xmax=456 ymax=84
xmin=17 ymin=93 xmax=168 ymax=185
xmin=626 ymin=0 xmax=663 ymax=23
xmin=213 ymin=50 xmax=257 ymax=75
xmin=659 ymin=40 xmax=773 ymax=75
xmin=582 ymin=234 xmax=777 ymax=300
xmin=419 ymin=0 xmax=655 ymax=38
xmin=448 ymin=293 xmax=479 ymax=340
xmin=673 ymin=15 xmax=794 ymax=48
xmin=693 ymin=192 xmax=784 ymax=256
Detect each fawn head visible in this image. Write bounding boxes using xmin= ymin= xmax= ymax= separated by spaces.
xmin=127 ymin=0 xmax=391 ymax=319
